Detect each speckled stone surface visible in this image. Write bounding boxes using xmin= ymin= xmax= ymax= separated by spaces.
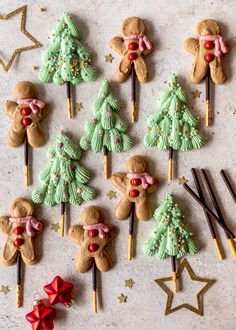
xmin=0 ymin=1 xmax=236 ymax=329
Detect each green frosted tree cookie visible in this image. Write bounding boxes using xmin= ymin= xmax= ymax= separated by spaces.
xmin=38 ymin=12 xmax=97 ymax=118
xmin=80 ymin=80 xmax=133 ymax=179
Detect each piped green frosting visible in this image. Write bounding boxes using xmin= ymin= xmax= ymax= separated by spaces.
xmin=144 ymin=74 xmax=205 ymax=151
xmin=38 ymin=12 xmax=96 ymax=85
xmin=143 ymin=194 xmax=198 ymax=259
xmin=80 ymin=80 xmax=133 ymax=153
xmin=32 ymin=131 xmax=95 ymax=206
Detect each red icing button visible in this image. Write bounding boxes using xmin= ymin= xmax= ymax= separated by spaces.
xmin=88 ymin=243 xmax=99 ymax=252
xmin=21 ymin=107 xmax=32 ymax=116
xmin=22 ymin=117 xmax=32 ymax=126
xmin=131 ymin=178 xmax=142 ymax=186
xmin=128 ymin=52 xmax=138 ymax=61
xmin=89 ymin=229 xmax=99 ymax=238
xmin=204 ymin=53 xmax=214 ymax=62
xmin=128 ymin=42 xmax=138 ymax=51
xmin=14 ymin=238 xmax=24 ymax=247
xmin=129 ymin=189 xmax=139 ymax=198
xmin=204 ymin=41 xmax=215 ymax=50
xmin=14 ymin=226 xmax=24 ymax=235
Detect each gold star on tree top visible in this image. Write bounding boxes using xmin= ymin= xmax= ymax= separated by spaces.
xmin=0 ymin=5 xmax=42 ymax=72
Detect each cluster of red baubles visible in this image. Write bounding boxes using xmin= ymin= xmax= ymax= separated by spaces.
xmin=88 ymin=228 xmax=99 ymax=252
xmin=21 ymin=107 xmax=32 ymax=126
xmin=129 ymin=178 xmax=142 ymax=198
xmin=14 ymin=226 xmax=25 ymax=248
xmin=127 ymin=42 xmax=139 ymax=61
xmin=204 ymin=40 xmax=215 ymax=63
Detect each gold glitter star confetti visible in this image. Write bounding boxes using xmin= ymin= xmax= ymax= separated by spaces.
xmin=32 ymin=66 xmax=39 ymax=71
xmin=75 ymin=102 xmax=83 ymax=112
xmin=191 ymin=89 xmax=201 ymax=98
xmin=50 ymin=223 xmax=60 ymax=232
xmin=105 ymin=54 xmax=114 ymax=63
xmin=178 ymin=176 xmax=188 ymax=185
xmin=125 ymin=279 xmax=135 ymax=288
xmin=38 ymin=7 xmax=46 ymax=12
xmin=106 ymin=190 xmax=117 ymax=200
xmin=117 ymin=293 xmax=127 ymax=303
xmin=155 ymin=258 xmax=216 ymax=316
xmin=0 ymin=5 xmax=42 ymax=72
xmin=0 ymin=285 xmax=10 ymax=295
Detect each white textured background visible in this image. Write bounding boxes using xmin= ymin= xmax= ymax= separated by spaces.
xmin=0 ymin=0 xmax=236 ymax=329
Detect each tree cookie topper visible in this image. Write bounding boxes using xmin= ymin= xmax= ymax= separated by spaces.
xmin=38 ymin=12 xmax=97 ymax=118
xmin=32 ymin=131 xmax=95 ymax=237
xmin=69 ymin=206 xmax=117 ymax=313
xmin=80 ymin=80 xmax=133 ymax=179
xmin=144 ymin=74 xmax=205 ymax=181
xmin=4 ymin=81 xmax=50 ymax=186
xmin=110 ymin=17 xmax=153 ymax=122
xmin=111 ymin=155 xmax=159 ymax=260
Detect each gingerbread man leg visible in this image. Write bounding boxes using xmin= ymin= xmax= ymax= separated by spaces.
xmin=27 ymin=125 xmax=46 ymax=148
xmin=20 ymin=238 xmax=38 ymax=265
xmin=115 ymin=196 xmax=133 ymax=220
xmin=75 ymin=251 xmax=93 ymax=273
xmin=95 ymin=250 xmax=113 ymax=272
xmin=134 ymin=57 xmax=148 ymax=83
xmin=116 ymin=56 xmax=132 ymax=83
xmin=190 ymin=56 xmax=208 ymax=84
xmin=0 ymin=238 xmax=18 ymax=265
xmin=7 ymin=124 xmax=25 ymax=147
xmin=135 ymin=200 xmax=152 ymax=221
xmin=210 ymin=58 xmax=226 ymax=84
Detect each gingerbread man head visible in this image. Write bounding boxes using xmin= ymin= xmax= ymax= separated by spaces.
xmin=14 ymin=81 xmax=38 ymax=100
xmin=195 ymin=19 xmax=221 ymax=37
xmin=121 ymin=17 xmax=146 ymax=36
xmin=125 ymin=155 xmax=148 ymax=173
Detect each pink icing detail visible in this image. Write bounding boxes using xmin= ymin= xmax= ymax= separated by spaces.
xmin=127 ymin=172 xmax=155 ymax=189
xmin=76 ymin=187 xmax=83 ymax=193
xmin=17 ymin=99 xmax=45 ymax=113
xmin=107 ymin=111 xmax=112 ymax=118
xmin=92 ymin=118 xmax=97 ymax=124
xmin=83 ymin=223 xmax=109 ymax=239
xmin=9 ymin=217 xmax=42 ymax=236
xmin=58 ymin=142 xmax=64 ymax=148
xmin=114 ymin=137 xmax=120 ymax=144
xmin=124 ymin=34 xmax=153 ymax=52
xmin=199 ymin=35 xmax=228 ymax=57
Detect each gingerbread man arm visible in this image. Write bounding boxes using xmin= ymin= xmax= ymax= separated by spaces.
xmin=147 ymin=178 xmax=159 ymax=194
xmin=184 ymin=38 xmax=199 ymax=55
xmin=68 ymin=225 xmax=84 ymax=244
xmin=40 ymin=104 xmax=50 ymax=118
xmin=4 ymin=101 xmax=17 ymax=119
xmin=111 ymin=172 xmax=127 ymax=193
xmin=142 ymin=44 xmax=154 ymax=57
xmin=110 ymin=37 xmax=126 ymax=56
xmin=0 ymin=217 xmax=12 ymax=233
xmin=107 ymin=224 xmax=118 ymax=242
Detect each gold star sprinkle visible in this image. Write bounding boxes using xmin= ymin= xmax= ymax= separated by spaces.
xmin=191 ymin=89 xmax=201 ymax=98
xmin=106 ymin=190 xmax=117 ymax=200
xmin=32 ymin=66 xmax=39 ymax=71
xmin=178 ymin=176 xmax=188 ymax=185
xmin=0 ymin=286 xmax=10 ymax=295
xmin=50 ymin=223 xmax=60 ymax=232
xmin=125 ymin=279 xmax=135 ymax=288
xmin=232 ymin=110 xmax=236 ymax=115
xmin=117 ymin=293 xmax=127 ymax=303
xmin=38 ymin=7 xmax=46 ymax=12
xmin=105 ymin=54 xmax=114 ymax=63
xmin=75 ymin=102 xmax=83 ymax=112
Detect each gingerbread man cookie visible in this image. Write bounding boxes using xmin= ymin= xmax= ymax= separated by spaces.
xmin=111 ymin=155 xmax=159 ymax=221
xmin=4 ymin=81 xmax=50 ymax=148
xmin=184 ymin=19 xmax=229 ymax=84
xmin=110 ymin=16 xmax=153 ymax=83
xmin=0 ymin=198 xmax=43 ymax=266
xmin=69 ymin=206 xmax=117 ymax=273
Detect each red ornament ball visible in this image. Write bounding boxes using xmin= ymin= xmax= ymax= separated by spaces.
xmin=21 ymin=107 xmax=32 ymax=116
xmin=14 ymin=238 xmax=24 ymax=247
xmin=88 ymin=243 xmax=99 ymax=252
xmin=14 ymin=226 xmax=24 ymax=235
xmin=26 ymin=299 xmax=56 ymax=330
xmin=204 ymin=41 xmax=214 ymax=50
xmin=128 ymin=42 xmax=138 ymax=51
xmin=204 ymin=53 xmax=214 ymax=62
xmin=131 ymin=178 xmax=142 ymax=186
xmin=44 ymin=276 xmax=74 ymax=307
xmin=129 ymin=189 xmax=140 ymax=198
xmin=89 ymin=229 xmax=99 ymax=238
xmin=22 ymin=117 xmax=32 ymax=126
xmin=128 ymin=52 xmax=138 ymax=61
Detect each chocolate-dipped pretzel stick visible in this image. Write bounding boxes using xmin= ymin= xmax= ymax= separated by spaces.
xmin=220 ymin=170 xmax=236 ymax=204
xmin=128 ymin=203 xmax=135 ymax=260
xmin=191 ymin=168 xmax=223 ymax=260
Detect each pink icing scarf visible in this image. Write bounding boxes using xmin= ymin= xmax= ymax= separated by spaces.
xmin=9 ymin=216 xmax=43 ymax=236
xmin=199 ymin=35 xmax=228 ymax=57
xmin=17 ymin=98 xmax=45 ymax=113
xmin=127 ymin=172 xmax=155 ymax=189
xmin=124 ymin=34 xmax=152 ymax=51
xmin=83 ymin=223 xmax=109 ymax=239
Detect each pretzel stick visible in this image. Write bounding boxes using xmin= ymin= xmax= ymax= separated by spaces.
xmin=92 ymin=260 xmax=97 ymax=313
xmin=128 ymin=203 xmax=135 ymax=261
xmin=24 ymin=134 xmax=29 ymax=187
xmin=131 ymin=63 xmax=136 ymax=123
xmin=171 ymin=256 xmax=178 ymax=293
xmin=103 ymin=146 xmax=108 ymax=179
xmin=60 ymin=202 xmax=65 ymax=237
xmin=66 ymin=82 xmax=72 ymax=119
xmin=17 ymin=252 xmax=22 ymax=308
xmin=168 ymin=147 xmax=173 ymax=182
xmin=205 ymin=69 xmax=211 ymax=126
xmin=220 ymin=169 xmax=236 ymax=204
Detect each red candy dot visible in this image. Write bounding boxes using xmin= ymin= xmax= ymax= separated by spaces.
xmin=21 ymin=108 xmax=32 ymax=116
xmin=129 ymin=189 xmax=139 ymax=198
xmin=14 ymin=226 xmax=24 ymax=235
xmin=14 ymin=238 xmax=24 ymax=247
xmin=128 ymin=42 xmax=138 ymax=51
xmin=22 ymin=117 xmax=32 ymax=126
xmin=131 ymin=178 xmax=142 ymax=186
xmin=89 ymin=229 xmax=99 ymax=238
xmin=128 ymin=52 xmax=138 ymax=61
xmin=204 ymin=53 xmax=214 ymax=62
xmin=204 ymin=41 xmax=214 ymax=50
xmin=88 ymin=243 xmax=99 ymax=252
